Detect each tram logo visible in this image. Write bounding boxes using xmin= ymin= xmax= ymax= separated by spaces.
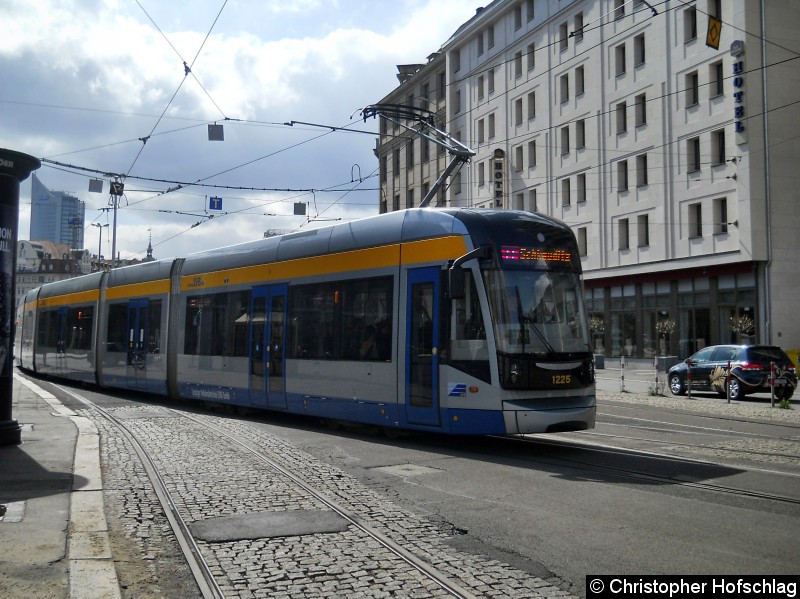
xmin=448 ymin=383 xmax=467 ymax=397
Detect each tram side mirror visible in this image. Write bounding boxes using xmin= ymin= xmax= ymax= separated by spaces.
xmin=449 ymin=267 xmax=466 ymax=300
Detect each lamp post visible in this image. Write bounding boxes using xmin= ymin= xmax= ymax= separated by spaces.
xmin=92 ymin=222 xmax=109 ymax=269
xmin=0 ymin=148 xmax=41 ymax=446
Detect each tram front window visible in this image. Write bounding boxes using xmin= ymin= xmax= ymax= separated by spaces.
xmin=484 ymin=269 xmax=590 ymax=356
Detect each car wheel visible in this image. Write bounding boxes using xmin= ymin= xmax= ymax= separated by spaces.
xmin=669 ymin=373 xmax=686 ymax=396
xmin=775 ymin=387 xmax=794 ymax=401
xmin=728 ymin=378 xmax=745 ymax=401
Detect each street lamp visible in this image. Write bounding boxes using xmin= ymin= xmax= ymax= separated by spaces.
xmin=92 ymin=222 xmax=109 ymax=269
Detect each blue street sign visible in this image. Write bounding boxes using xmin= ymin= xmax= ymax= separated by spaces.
xmin=209 ymin=196 xmax=223 ymax=211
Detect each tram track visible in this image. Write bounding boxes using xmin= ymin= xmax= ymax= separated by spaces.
xmin=57 ymin=383 xmax=485 ymax=599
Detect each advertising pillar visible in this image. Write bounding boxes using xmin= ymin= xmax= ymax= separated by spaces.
xmin=0 ymin=149 xmax=41 ymax=446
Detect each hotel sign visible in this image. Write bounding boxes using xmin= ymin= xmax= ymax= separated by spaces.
xmin=730 ymin=40 xmax=747 ymax=144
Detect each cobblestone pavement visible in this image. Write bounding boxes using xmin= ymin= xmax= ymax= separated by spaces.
xmin=93 ymin=405 xmax=577 ymax=599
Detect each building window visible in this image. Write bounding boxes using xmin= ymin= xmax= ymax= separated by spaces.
xmin=392 ymin=149 xmax=400 ymax=174
xmin=575 ymin=65 xmax=585 ymax=96
xmin=689 ymin=203 xmax=703 ymax=238
xmin=708 ymin=0 xmax=722 ymax=19
xmin=712 ymin=129 xmax=726 ymax=165
xmin=478 ymin=161 xmax=485 ymax=187
xmin=407 ymin=189 xmax=414 ymax=208
xmin=710 ymin=60 xmax=724 ymax=97
xmin=576 ymin=119 xmax=586 ymax=149
xmin=684 ymin=7 xmax=697 ymax=43
xmin=687 ymin=137 xmax=701 ymax=172
xmin=514 ymin=51 xmax=523 ymax=78
xmin=477 ymin=32 xmax=484 ymax=56
xmin=616 ymin=101 xmax=627 ymax=134
xmin=638 ymin=214 xmax=649 ymax=247
xmin=634 ymin=33 xmax=645 ymax=67
xmin=488 ymin=24 xmax=494 ymax=48
xmin=528 ymin=140 xmax=537 ymax=167
xmin=527 ymin=91 xmax=536 ymax=118
xmin=453 ymin=89 xmax=461 ymax=113
xmin=515 ymin=98 xmax=523 ymax=125
xmin=686 ymin=71 xmax=699 ymax=106
xmin=527 ymin=43 xmax=535 ymax=71
xmin=438 ymin=71 xmax=446 ymax=100
xmin=515 ymin=146 xmax=524 ymax=171
xmin=577 ymin=173 xmax=587 ymax=203
xmin=714 ymin=197 xmax=729 ymax=234
xmin=488 ymin=113 xmax=496 ymax=138
xmin=617 ymin=160 xmax=629 ymax=191
xmin=578 ymin=227 xmax=587 ymax=256
xmin=562 ymin=178 xmax=571 ymax=206
xmin=561 ymin=126 xmax=570 ymax=155
xmin=560 ymin=22 xmax=569 ymax=51
xmin=560 ymin=73 xmax=569 ymax=103
xmin=406 ymin=140 xmax=414 ymax=167
xmin=526 ymin=0 xmax=535 ymax=22
xmin=478 ymin=118 xmax=485 ymax=144
xmin=574 ymin=12 xmax=584 ymax=42
xmin=636 ymin=153 xmax=648 ymax=187
xmin=615 ymin=43 xmax=626 ymax=76
xmin=529 ymin=188 xmax=537 ymax=212
xmin=635 ymin=93 xmax=647 ymax=126
xmin=619 ymin=218 xmax=630 ymax=250
xmin=614 ymin=0 xmax=625 ymax=20
xmin=514 ymin=4 xmax=522 ymax=30
xmin=451 ymin=49 xmax=461 ymax=72
xmin=477 ymin=75 xmax=485 ymax=100
xmin=488 ymin=69 xmax=495 ymax=93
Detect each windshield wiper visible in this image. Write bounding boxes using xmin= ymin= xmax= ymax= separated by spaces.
xmin=515 ymin=286 xmax=556 ymax=358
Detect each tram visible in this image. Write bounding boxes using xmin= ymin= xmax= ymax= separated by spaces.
xmin=16 ymin=208 xmax=596 ymax=435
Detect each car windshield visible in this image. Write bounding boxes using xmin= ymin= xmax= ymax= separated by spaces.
xmin=483 ymin=268 xmax=590 ymax=356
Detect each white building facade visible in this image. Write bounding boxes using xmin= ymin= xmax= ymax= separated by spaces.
xmin=376 ymin=0 xmax=800 ymax=360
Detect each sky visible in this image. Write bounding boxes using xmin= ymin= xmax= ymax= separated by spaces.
xmin=0 ymin=0 xmax=480 ymax=261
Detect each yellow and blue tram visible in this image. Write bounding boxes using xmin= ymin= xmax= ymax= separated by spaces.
xmin=16 ymin=209 xmax=596 ymax=435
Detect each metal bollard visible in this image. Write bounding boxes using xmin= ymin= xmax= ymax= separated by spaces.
xmin=620 ymin=355 xmax=626 ymax=393
xmin=686 ymin=358 xmax=692 ymax=400
xmin=770 ymin=361 xmax=775 ymax=408
xmin=726 ymin=360 xmax=731 ymax=403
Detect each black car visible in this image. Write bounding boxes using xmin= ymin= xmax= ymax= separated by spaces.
xmin=668 ymin=345 xmax=797 ymax=401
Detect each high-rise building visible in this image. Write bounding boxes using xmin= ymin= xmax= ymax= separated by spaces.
xmin=30 ymin=173 xmax=85 ymax=250
xmin=374 ymin=0 xmax=800 ymax=360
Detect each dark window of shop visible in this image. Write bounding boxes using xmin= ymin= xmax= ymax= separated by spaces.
xmin=611 ymin=285 xmax=636 ymax=357
xmin=586 ymin=288 xmax=605 ymax=354
xmin=642 ymin=282 xmax=673 ymax=358
xmin=678 ymin=279 xmax=710 ymax=357
xmin=184 ymin=291 xmax=251 ymax=357
xmin=717 ymin=273 xmax=756 ymax=344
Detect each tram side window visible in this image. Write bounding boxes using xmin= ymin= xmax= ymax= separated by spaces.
xmin=183 ymin=291 xmax=250 ymax=357
xmin=341 ymin=277 xmax=392 ymax=361
xmin=289 ymin=276 xmax=393 ymax=362
xmin=289 ymin=283 xmax=337 ymax=360
xmin=147 ymin=300 xmax=161 ymax=353
xmin=448 ymin=270 xmax=490 ymax=383
xmin=37 ymin=310 xmax=55 ymax=347
xmin=67 ymin=305 xmax=93 ymax=351
xmin=106 ymin=304 xmax=128 ymax=352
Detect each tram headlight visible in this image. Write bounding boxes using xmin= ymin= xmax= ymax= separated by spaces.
xmin=510 ymin=362 xmax=521 ymax=384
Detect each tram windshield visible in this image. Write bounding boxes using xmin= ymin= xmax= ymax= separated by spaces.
xmin=483 ymin=268 xmax=591 ymax=356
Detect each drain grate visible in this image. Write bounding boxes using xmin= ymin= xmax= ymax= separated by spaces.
xmin=189 ymin=509 xmax=350 ymax=542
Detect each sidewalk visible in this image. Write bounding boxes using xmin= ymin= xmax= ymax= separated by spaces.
xmin=0 ymin=374 xmax=120 ymax=599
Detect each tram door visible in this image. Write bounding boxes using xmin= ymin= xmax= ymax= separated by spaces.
xmin=126 ymin=299 xmax=148 ymax=389
xmin=405 ymin=267 xmax=440 ymax=427
xmin=249 ymin=285 xmax=288 ymax=409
